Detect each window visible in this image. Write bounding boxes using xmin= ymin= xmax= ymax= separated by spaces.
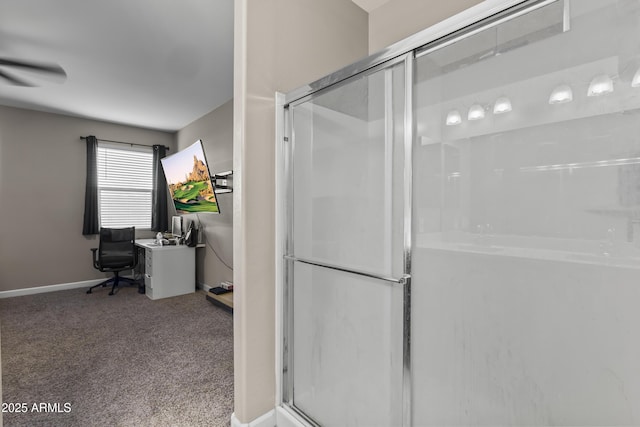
xmin=97 ymin=143 xmax=153 ymax=228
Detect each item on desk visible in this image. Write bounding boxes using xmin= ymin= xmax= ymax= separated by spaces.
xmin=185 ymin=220 xmax=197 ymax=247
xmin=163 ymin=234 xmax=179 ymax=245
xmin=172 ymin=215 xmax=183 ymax=237
xmin=155 ymin=232 xmax=172 ymax=246
xmin=221 ymin=281 xmax=233 ymax=291
xmin=210 ymin=286 xmax=230 ymax=295
xmin=197 ymin=223 xmax=204 ymax=245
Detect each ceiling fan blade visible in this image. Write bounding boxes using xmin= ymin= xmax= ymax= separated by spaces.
xmin=0 ymin=58 xmax=66 ymax=78
xmin=0 ymin=69 xmax=34 ymax=86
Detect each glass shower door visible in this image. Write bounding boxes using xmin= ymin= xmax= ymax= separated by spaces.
xmin=413 ymin=0 xmax=640 ymax=425
xmin=284 ymin=57 xmax=409 ymax=426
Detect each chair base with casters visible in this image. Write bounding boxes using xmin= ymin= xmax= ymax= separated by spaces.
xmin=86 ymin=272 xmax=139 ymax=296
xmin=87 ymin=227 xmax=139 ymax=296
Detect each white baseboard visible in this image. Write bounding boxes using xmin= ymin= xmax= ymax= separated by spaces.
xmin=231 ymin=410 xmax=276 ymax=427
xmin=229 ymin=407 xmax=308 ymax=427
xmin=0 ymin=278 xmax=107 ymax=299
xmin=197 ymin=282 xmax=214 ymax=292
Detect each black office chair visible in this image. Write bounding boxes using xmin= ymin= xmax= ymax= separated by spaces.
xmin=87 ymin=227 xmax=138 ymax=296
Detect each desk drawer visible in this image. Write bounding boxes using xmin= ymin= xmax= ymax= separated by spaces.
xmin=144 ymin=274 xmax=154 ymax=299
xmin=145 ymin=251 xmax=153 ymax=276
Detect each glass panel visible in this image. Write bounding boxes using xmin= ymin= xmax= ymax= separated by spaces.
xmin=291 ymin=61 xmax=405 ymax=278
xmin=414 ymin=0 xmax=640 ymax=425
xmin=291 ymin=261 xmax=404 ymax=427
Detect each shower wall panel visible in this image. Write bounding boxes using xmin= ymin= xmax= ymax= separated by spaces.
xmin=413 ymin=0 xmax=640 ymax=424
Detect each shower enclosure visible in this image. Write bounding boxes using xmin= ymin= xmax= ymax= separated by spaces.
xmin=279 ymin=0 xmax=640 ymax=425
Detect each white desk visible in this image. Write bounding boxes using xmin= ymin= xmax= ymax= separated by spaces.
xmin=136 ymin=239 xmax=195 ymax=300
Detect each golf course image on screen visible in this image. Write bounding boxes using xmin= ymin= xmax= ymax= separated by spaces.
xmin=161 ymin=140 xmax=220 ymax=214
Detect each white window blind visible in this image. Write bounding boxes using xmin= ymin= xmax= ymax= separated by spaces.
xmin=97 ymin=143 xmax=153 ymax=228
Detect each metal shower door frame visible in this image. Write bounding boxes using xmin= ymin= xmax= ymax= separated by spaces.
xmin=280 ymin=51 xmax=414 ymax=426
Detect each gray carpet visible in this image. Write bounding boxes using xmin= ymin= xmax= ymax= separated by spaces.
xmin=0 ymin=286 xmax=233 ymax=427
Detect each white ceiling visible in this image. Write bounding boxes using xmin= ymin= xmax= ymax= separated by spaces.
xmin=0 ymin=0 xmax=234 ymax=132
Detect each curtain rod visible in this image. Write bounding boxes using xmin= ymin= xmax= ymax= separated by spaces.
xmin=80 ymin=136 xmax=170 ymax=151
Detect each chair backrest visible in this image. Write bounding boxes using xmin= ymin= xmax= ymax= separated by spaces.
xmin=98 ymin=227 xmax=136 ymax=270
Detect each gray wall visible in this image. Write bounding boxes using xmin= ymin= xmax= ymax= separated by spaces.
xmin=0 ymin=106 xmax=174 ymax=291
xmin=176 ymin=99 xmax=233 ymax=289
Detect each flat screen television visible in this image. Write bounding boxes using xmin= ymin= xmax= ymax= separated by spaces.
xmin=160 ymin=140 xmax=220 ymax=214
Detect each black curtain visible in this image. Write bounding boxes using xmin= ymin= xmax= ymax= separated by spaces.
xmin=152 ymin=145 xmax=169 ymax=232
xmin=82 ymin=135 xmax=99 ymax=235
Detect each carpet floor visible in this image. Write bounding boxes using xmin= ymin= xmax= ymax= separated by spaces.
xmin=0 ymin=286 xmax=233 ymax=427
